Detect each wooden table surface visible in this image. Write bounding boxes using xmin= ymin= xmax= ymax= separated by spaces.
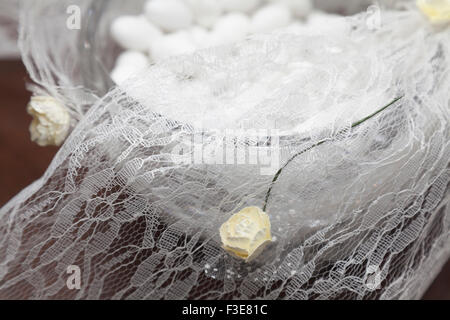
xmin=0 ymin=60 xmax=448 ymax=299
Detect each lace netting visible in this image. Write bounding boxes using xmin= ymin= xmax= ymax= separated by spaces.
xmin=0 ymin=1 xmax=448 ymax=299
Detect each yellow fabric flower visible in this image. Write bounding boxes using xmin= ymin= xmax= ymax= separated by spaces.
xmin=27 ymin=96 xmax=71 ymax=147
xmin=417 ymin=0 xmax=450 ymax=24
xmin=220 ymin=206 xmax=272 ymax=262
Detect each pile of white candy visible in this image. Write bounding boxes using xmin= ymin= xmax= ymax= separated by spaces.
xmin=110 ymin=0 xmax=317 ymax=84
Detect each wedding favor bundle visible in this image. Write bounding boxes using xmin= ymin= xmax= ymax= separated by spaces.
xmin=0 ymin=0 xmax=448 ymax=299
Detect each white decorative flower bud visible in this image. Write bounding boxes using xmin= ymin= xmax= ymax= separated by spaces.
xmin=220 ymin=206 xmax=272 ymax=262
xmin=417 ymin=0 xmax=450 ymax=24
xmin=27 ymin=96 xmax=71 ymax=147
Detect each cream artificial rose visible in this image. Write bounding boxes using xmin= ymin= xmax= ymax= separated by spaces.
xmin=220 ymin=206 xmax=272 ymax=262
xmin=417 ymin=0 xmax=450 ymax=24
xmin=27 ymin=96 xmax=71 ymax=147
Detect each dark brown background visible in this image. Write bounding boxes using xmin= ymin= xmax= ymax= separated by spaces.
xmin=0 ymin=60 xmax=448 ymax=299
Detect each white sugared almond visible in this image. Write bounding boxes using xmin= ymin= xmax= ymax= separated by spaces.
xmin=185 ymin=0 xmax=224 ymax=28
xmin=221 ymin=0 xmax=261 ymax=14
xmin=111 ymin=51 xmax=150 ymax=85
xmin=110 ymin=15 xmax=162 ymax=51
xmin=251 ymin=4 xmax=293 ymax=33
xmin=144 ymin=0 xmax=193 ymax=32
xmin=211 ymin=13 xmax=251 ymax=45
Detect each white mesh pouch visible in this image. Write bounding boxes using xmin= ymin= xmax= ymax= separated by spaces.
xmin=0 ymin=1 xmax=448 ymax=299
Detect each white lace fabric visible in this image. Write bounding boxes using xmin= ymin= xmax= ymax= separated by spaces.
xmin=0 ymin=1 xmax=448 ymax=299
